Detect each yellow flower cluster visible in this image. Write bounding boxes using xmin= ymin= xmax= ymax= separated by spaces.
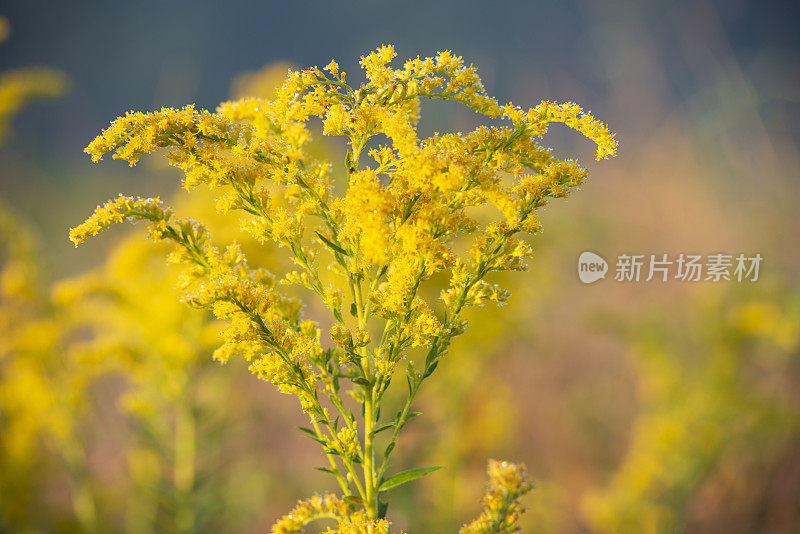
xmin=69 ymin=195 xmax=172 ymax=245
xmin=460 ymin=460 xmax=533 ymax=534
xmin=272 ymin=492 xmax=395 ymax=534
xmin=321 ymin=511 xmax=394 ymax=534
xmin=271 ymin=493 xmax=349 ymax=533
xmin=73 ymin=45 xmax=616 ymax=526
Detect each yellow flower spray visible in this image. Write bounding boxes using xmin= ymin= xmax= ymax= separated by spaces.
xmin=71 ymin=45 xmax=617 ymax=531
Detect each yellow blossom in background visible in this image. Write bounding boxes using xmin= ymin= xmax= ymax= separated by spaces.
xmin=0 ymin=68 xmax=67 ymax=142
xmin=460 ymin=460 xmax=533 ymax=534
xmin=231 ymin=61 xmax=297 ymax=100
xmin=0 ymin=202 xmax=100 ymax=532
xmin=0 ymin=16 xmax=9 ymax=42
xmin=54 ymin=184 xmax=287 ymax=533
xmin=580 ymin=287 xmax=800 ymax=533
xmin=0 ymin=17 xmax=68 ymax=143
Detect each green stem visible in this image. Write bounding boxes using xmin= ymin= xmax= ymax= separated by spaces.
xmin=355 ymin=289 xmax=378 ymax=518
xmin=363 ymin=386 xmax=377 ymax=519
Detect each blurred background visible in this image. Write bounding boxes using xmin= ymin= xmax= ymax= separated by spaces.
xmin=1 ymin=0 xmax=799 ymax=532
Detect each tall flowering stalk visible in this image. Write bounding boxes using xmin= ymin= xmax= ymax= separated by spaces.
xmin=71 ymin=46 xmax=616 ymax=531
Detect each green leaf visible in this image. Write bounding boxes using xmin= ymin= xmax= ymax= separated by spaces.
xmin=423 ymin=360 xmax=439 ymax=378
xmin=378 ymin=466 xmax=444 ymax=492
xmin=424 ymin=346 xmax=438 ymax=366
xmin=349 ymin=302 xmax=358 ymax=317
xmin=314 ymin=467 xmax=335 ymax=475
xmin=304 ymin=435 xmax=326 ymax=446
xmin=352 ymin=376 xmax=372 ymax=388
xmin=370 ymin=422 xmax=396 ymax=436
xmin=316 ymin=231 xmax=349 ymax=256
xmin=297 ymin=427 xmax=326 ymax=445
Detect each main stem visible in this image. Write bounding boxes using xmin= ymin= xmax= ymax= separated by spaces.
xmin=363 ymin=386 xmax=377 ymax=519
xmin=347 ymin=138 xmax=379 ymax=519
xmin=355 ymin=274 xmax=377 ymax=519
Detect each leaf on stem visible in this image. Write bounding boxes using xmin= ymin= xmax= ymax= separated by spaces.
xmin=378 ymin=466 xmax=444 ymax=492
xmin=370 ymin=422 xmax=396 ymax=436
xmin=315 ymin=230 xmax=349 ymax=256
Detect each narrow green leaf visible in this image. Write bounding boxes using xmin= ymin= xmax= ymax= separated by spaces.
xmin=423 ymin=360 xmax=439 ymax=378
xmin=371 ymin=422 xmax=396 ymax=436
xmin=316 ymin=231 xmax=349 ymax=256
xmin=424 ymin=347 xmax=437 ymax=366
xmin=378 ymin=466 xmax=444 ymax=492
xmin=304 ymin=435 xmax=326 ymax=446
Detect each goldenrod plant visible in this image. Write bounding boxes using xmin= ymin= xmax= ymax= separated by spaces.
xmin=581 ymin=287 xmax=800 ymax=533
xmin=1 ymin=52 xmax=283 ymax=531
xmin=71 ymin=46 xmax=617 ymax=531
xmin=0 ymin=202 xmax=101 ymax=532
xmin=1 ymin=199 xmax=270 ymax=533
xmin=0 ymin=18 xmax=79 ymax=530
xmin=53 ymin=184 xmax=291 ymax=532
xmin=55 ymin=235 xmax=218 ymax=533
